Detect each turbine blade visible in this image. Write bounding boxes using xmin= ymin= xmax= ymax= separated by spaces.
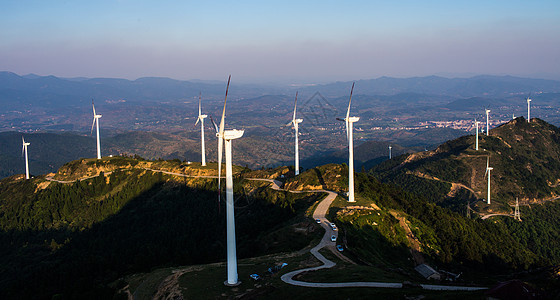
xmin=92 ymin=99 xmax=96 ymax=116
xmin=195 ymin=117 xmax=200 ymax=126
xmin=217 ymin=75 xmax=230 ymax=205
xmin=336 ymin=118 xmax=345 ymax=122
xmin=346 ymin=82 xmax=355 ymax=120
xmin=90 ymin=118 xmax=96 ymax=135
xmin=346 ymin=120 xmax=349 ymax=141
xmin=198 ymin=92 xmax=202 ymax=116
xmin=219 ymin=75 xmax=230 ymax=137
xmin=218 ymin=135 xmax=223 ymax=190
xmin=210 ymin=116 xmax=219 ymax=133
xmin=292 ymin=91 xmax=298 ymax=122
xmin=21 ymin=137 xmax=24 ymax=156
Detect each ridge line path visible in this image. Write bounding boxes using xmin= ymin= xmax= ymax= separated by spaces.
xmin=47 ymin=167 xmax=486 ymax=291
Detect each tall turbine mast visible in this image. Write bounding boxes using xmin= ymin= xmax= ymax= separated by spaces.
xmin=485 ymin=108 xmax=491 ymax=136
xmin=514 ymin=197 xmax=521 ymax=221
xmin=475 ymin=119 xmax=480 ymax=150
xmin=336 ymin=82 xmax=359 ymax=202
xmin=91 ymin=100 xmax=102 ymax=159
xmin=526 ymin=95 xmax=532 ymax=123
xmin=485 ymin=156 xmax=493 ymax=205
xmin=213 ymin=75 xmax=244 ymax=286
xmin=388 ymin=145 xmax=392 ymax=159
xmin=286 ymin=92 xmax=303 ymax=175
xmin=195 ymin=92 xmax=208 ymax=166
xmin=22 ymin=136 xmax=30 ymax=179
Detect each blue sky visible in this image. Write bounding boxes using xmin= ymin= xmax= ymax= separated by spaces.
xmin=1 ymin=0 xmax=559 ymax=83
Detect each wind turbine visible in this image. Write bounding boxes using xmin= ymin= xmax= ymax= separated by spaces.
xmin=526 ymin=94 xmax=532 ymax=123
xmin=485 ymin=108 xmax=491 ymax=136
xmin=336 ymin=82 xmax=359 ymax=203
xmin=195 ymin=92 xmax=208 ymax=166
xmin=212 ymin=75 xmax=244 ymax=286
xmin=91 ymin=100 xmax=102 ymax=159
xmin=286 ymin=92 xmax=303 ymax=175
xmin=22 ymin=137 xmax=30 ymax=179
xmin=485 ymin=156 xmax=493 ymax=205
xmin=475 ymin=119 xmax=480 ymax=150
xmin=388 ymin=145 xmax=392 ymax=159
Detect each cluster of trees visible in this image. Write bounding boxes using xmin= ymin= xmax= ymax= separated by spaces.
xmin=338 ymin=172 xmax=553 ymax=273
xmin=0 ymin=163 xmax=321 ymax=299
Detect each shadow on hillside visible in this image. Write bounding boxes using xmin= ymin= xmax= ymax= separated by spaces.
xmin=0 ymin=175 xmax=320 ymax=300
xmin=313 ymin=168 xmax=327 ymax=189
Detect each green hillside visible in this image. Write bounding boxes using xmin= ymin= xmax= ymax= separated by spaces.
xmin=372 ymin=117 xmax=560 ymax=213
xmin=0 ymin=157 xmax=323 ymax=299
xmin=2 ymin=152 xmax=560 ymax=298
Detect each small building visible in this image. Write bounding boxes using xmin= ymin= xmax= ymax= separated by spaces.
xmin=414 ymin=263 xmax=441 ymax=280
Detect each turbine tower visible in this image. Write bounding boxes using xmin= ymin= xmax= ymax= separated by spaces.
xmin=22 ymin=137 xmax=30 ymax=179
xmin=286 ymin=92 xmax=303 ymax=175
xmin=514 ymin=197 xmax=521 ymax=221
xmin=195 ymin=92 xmax=208 ymax=166
xmin=336 ymin=83 xmax=359 ymax=203
xmin=213 ymin=75 xmax=244 ymax=286
xmin=485 ymin=156 xmax=493 ymax=205
xmin=485 ymin=108 xmax=491 ymax=136
xmin=388 ymin=145 xmax=392 ymax=159
xmin=91 ymin=100 xmax=102 ymax=159
xmin=526 ymin=95 xmax=532 ymax=123
xmin=475 ymin=119 xmax=480 ymax=150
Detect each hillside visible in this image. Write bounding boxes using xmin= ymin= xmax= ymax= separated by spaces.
xmin=372 ymin=117 xmax=560 ymax=212
xmin=107 ymin=164 xmax=560 ymax=299
xmin=2 ymin=154 xmax=560 ymax=298
xmin=0 ymin=157 xmax=323 ymax=299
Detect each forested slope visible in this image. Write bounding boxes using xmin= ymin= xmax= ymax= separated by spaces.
xmin=0 ymin=157 xmax=322 ymax=299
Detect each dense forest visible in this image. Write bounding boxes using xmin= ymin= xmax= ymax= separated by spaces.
xmin=0 ymin=161 xmax=322 ymax=299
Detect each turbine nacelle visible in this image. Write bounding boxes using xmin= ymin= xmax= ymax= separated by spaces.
xmin=346 ymin=116 xmax=360 ymax=123
xmin=195 ymin=114 xmax=208 ymax=125
xmin=218 ymin=129 xmax=244 ymax=140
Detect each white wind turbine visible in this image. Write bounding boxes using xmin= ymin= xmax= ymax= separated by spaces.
xmin=388 ymin=145 xmax=392 ymax=159
xmin=22 ymin=136 xmax=30 ymax=179
xmin=485 ymin=156 xmax=493 ymax=205
xmin=211 ymin=75 xmax=244 ymax=286
xmin=485 ymin=108 xmax=491 ymax=136
xmin=475 ymin=119 xmax=480 ymax=150
xmin=336 ymin=82 xmax=359 ymax=203
xmin=286 ymin=92 xmax=303 ymax=175
xmin=195 ymin=92 xmax=208 ymax=166
xmin=526 ymin=95 xmax=532 ymax=123
xmin=91 ymin=100 xmax=102 ymax=159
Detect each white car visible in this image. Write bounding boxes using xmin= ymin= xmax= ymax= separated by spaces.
xmin=337 ymin=245 xmax=344 ymax=252
xmin=315 ymin=219 xmax=321 ymax=224
xmin=331 ymin=235 xmax=337 ymax=242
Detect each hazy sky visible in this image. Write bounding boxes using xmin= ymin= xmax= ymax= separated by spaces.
xmin=1 ymin=0 xmax=560 ymax=83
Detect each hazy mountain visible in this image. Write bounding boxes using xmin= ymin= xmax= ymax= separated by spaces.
xmin=306 ymin=75 xmax=560 ymax=98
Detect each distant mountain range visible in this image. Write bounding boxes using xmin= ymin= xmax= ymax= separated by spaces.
xmin=3 ymin=71 xmax=560 ymax=110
